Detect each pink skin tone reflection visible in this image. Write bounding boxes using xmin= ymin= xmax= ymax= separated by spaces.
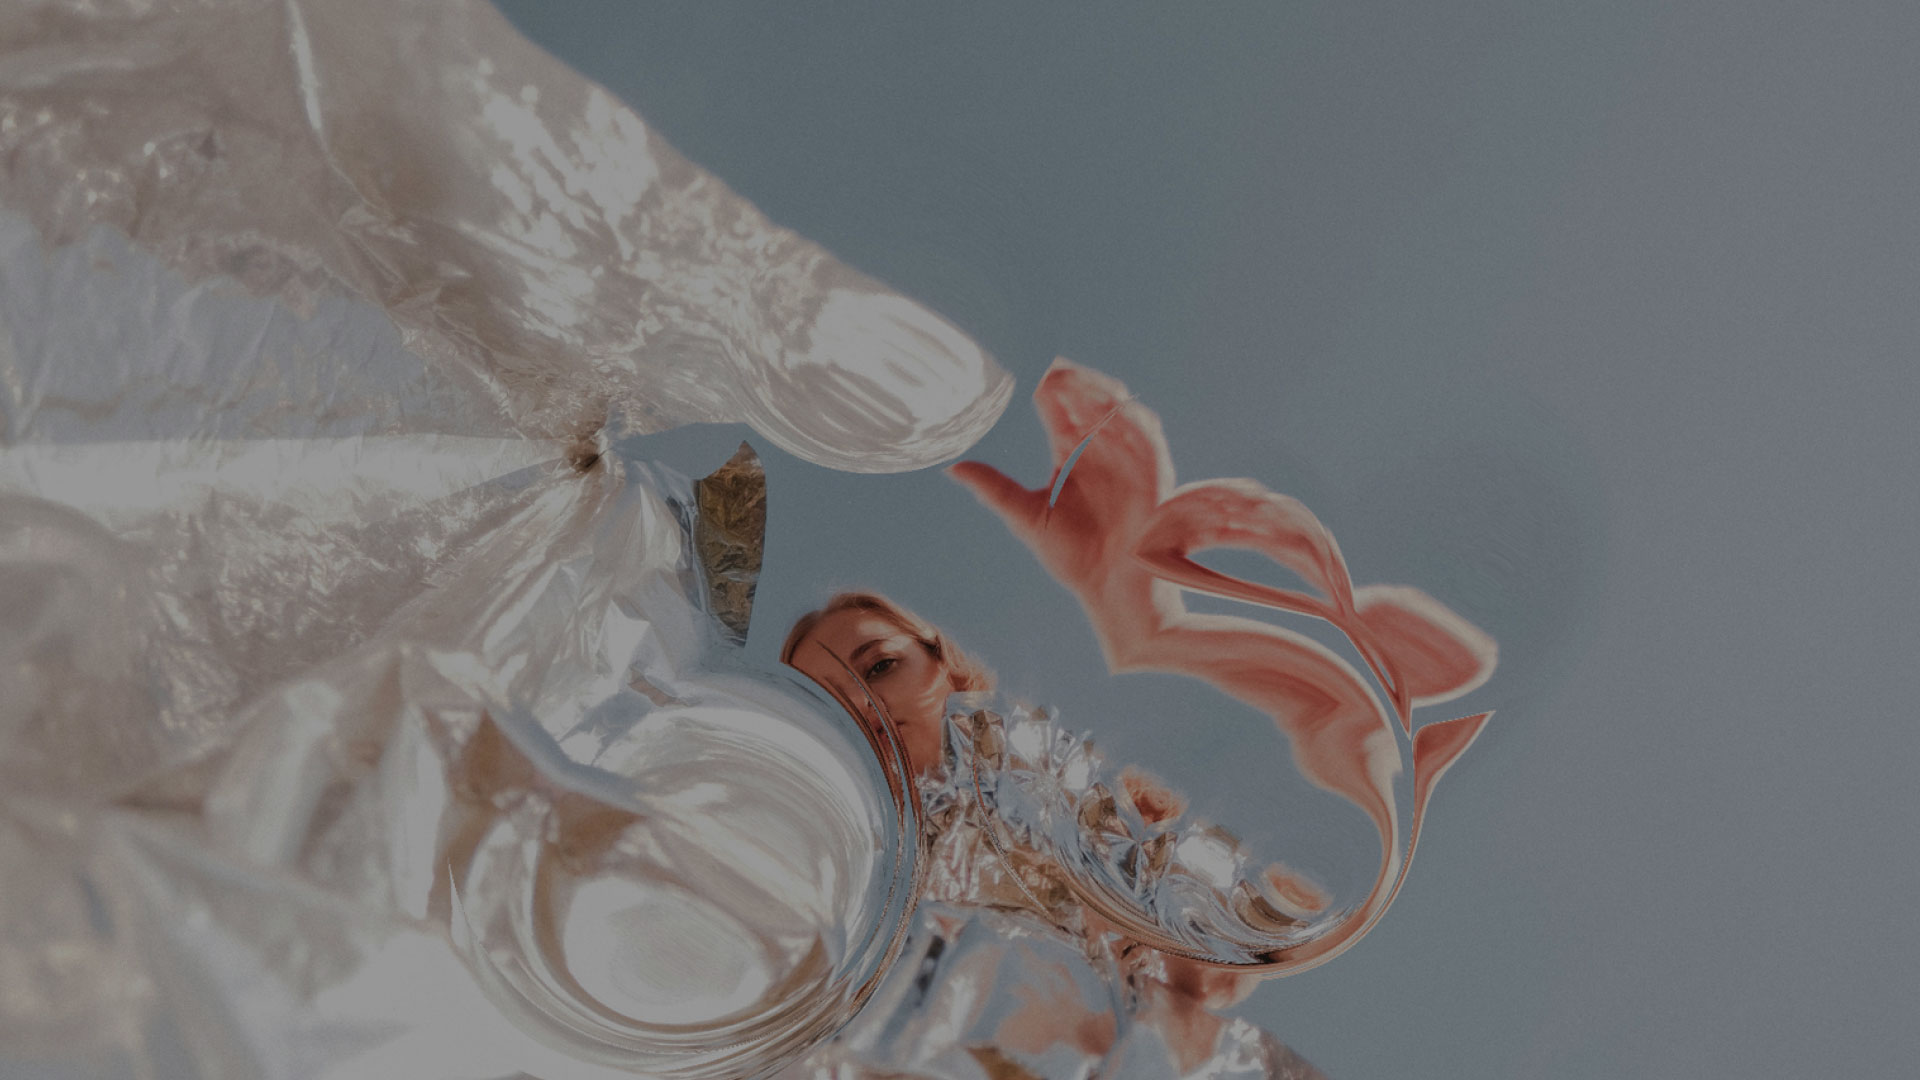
xmin=788 ymin=608 xmax=956 ymax=775
xmin=949 ymin=359 xmax=1498 ymax=976
xmin=788 ymin=604 xmax=1236 ymax=1064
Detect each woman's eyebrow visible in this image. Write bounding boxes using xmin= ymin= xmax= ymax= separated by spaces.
xmin=850 ymin=639 xmax=883 ymax=666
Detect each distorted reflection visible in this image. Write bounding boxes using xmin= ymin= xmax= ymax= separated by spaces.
xmin=782 ymin=592 xmax=1328 ymax=1079
xmin=950 ymin=361 xmax=1496 ymax=976
xmin=774 ymin=359 xmax=1501 ymax=1078
xmin=785 ymin=593 xmax=996 ymax=775
xmin=0 ymin=1 xmax=1498 ymax=1077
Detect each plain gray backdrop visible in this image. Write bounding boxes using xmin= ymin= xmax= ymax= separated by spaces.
xmin=492 ymin=3 xmax=1919 ymax=1078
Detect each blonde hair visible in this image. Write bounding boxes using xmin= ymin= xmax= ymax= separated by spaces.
xmin=781 ymin=591 xmax=995 ymax=693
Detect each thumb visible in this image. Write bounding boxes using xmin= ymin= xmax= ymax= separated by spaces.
xmin=946 ymin=461 xmax=1047 ymax=531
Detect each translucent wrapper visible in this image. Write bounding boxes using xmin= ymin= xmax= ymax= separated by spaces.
xmin=0 ymin=0 xmax=1010 ymax=462
xmin=1 ymin=434 xmax=926 ymax=1079
xmin=0 ymin=1 xmax=1492 ymax=1076
xmin=0 ymin=0 xmax=1015 ymax=1075
xmin=779 ymin=701 xmax=1330 ymax=1080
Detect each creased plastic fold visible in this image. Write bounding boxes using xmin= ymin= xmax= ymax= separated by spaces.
xmin=780 ymin=698 xmax=1331 ymax=1080
xmin=0 ymin=0 xmax=1010 ymax=466
xmin=2 ymin=436 xmax=924 ymax=1079
xmin=0 ymin=0 xmax=1024 ymax=1075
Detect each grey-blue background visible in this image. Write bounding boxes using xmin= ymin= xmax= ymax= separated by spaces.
xmin=495 ymin=3 xmax=1919 ymax=1077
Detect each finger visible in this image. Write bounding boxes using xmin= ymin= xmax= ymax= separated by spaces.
xmin=1035 ymin=359 xmax=1134 ymax=469
xmin=1034 ymin=360 xmax=1175 ymax=495
xmin=946 ymin=460 xmax=1048 ymax=530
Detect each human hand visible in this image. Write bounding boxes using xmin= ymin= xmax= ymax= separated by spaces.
xmin=946 ymin=360 xmax=1175 ymax=653
xmin=951 ymin=357 xmax=1499 ymax=976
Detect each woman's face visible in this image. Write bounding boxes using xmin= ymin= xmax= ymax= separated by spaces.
xmin=788 ymin=608 xmax=954 ymax=774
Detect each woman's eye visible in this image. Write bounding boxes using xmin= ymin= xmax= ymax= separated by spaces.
xmin=864 ymin=657 xmax=899 ymax=680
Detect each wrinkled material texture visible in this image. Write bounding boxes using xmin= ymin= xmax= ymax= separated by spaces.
xmin=0 ymin=0 xmax=1011 ymax=465
xmin=951 ymin=361 xmax=1498 ymax=973
xmin=784 ymin=704 xmax=1329 ymax=1080
xmin=0 ymin=0 xmax=1029 ymax=1075
xmin=2 ymin=438 xmax=925 ymax=1080
xmin=0 ymin=0 xmax=1491 ymax=1076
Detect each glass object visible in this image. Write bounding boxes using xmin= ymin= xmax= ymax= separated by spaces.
xmin=0 ymin=0 xmax=997 ymax=1075
xmin=2 ymin=427 xmax=927 ymax=1079
xmin=0 ymin=0 xmax=1500 ymax=1076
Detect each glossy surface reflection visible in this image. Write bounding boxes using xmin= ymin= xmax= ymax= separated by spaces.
xmin=951 ymin=361 xmax=1497 ymax=972
xmin=0 ymin=0 xmax=1021 ymax=1073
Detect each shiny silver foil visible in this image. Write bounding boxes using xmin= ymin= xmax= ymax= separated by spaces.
xmin=0 ymin=0 xmax=1011 ymax=463
xmin=0 ymin=1 xmax=1334 ymax=1077
xmin=782 ymin=701 xmax=1329 ymax=1080
xmin=2 ymin=436 xmax=924 ymax=1079
xmin=0 ymin=0 xmax=1018 ymax=1075
xmin=947 ymin=702 xmax=1334 ymax=966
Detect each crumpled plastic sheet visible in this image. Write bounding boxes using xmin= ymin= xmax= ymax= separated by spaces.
xmin=780 ymin=703 xmax=1330 ymax=1080
xmin=790 ymin=896 xmax=1328 ymax=1080
xmin=0 ymin=0 xmax=1018 ymax=1076
xmin=787 ymin=903 xmax=1123 ymax=1080
xmin=2 ymin=439 xmax=924 ymax=1080
xmin=0 ymin=0 xmax=1472 ymax=1076
xmin=0 ymin=0 xmax=1011 ymax=465
xmin=945 ymin=701 xmax=1328 ymax=966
